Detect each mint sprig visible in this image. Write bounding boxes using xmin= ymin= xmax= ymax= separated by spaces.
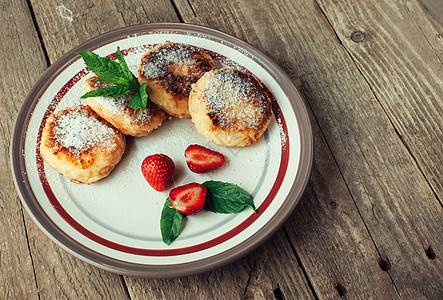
xmin=77 ymin=47 xmax=149 ymax=110
xmin=160 ymin=181 xmax=254 ymax=245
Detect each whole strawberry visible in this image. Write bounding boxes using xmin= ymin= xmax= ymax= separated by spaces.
xmin=141 ymin=154 xmax=175 ymax=192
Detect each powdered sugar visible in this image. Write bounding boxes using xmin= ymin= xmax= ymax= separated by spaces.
xmin=140 ymin=43 xmax=201 ymax=79
xmin=203 ymin=69 xmax=270 ymax=129
xmin=91 ymin=91 xmax=152 ymax=124
xmin=54 ymin=107 xmax=117 ymax=156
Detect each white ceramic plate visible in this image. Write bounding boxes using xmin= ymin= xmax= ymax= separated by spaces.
xmin=11 ymin=23 xmax=312 ymax=277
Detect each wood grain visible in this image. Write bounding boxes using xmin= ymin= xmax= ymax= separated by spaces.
xmin=317 ymin=0 xmax=443 ymax=203
xmin=419 ymin=0 xmax=443 ymax=26
xmin=274 ymin=0 xmax=442 ymax=298
xmin=125 ymin=231 xmax=315 ymax=299
xmin=175 ymin=0 xmax=443 ymax=298
xmin=408 ymin=0 xmax=443 ymax=62
xmin=0 ymin=0 xmax=47 ymax=298
xmin=25 ymin=228 xmax=130 ymax=299
xmin=286 ymin=110 xmax=401 ymax=299
xmin=29 ymin=0 xmax=180 ymax=62
xmin=312 ymin=0 xmax=443 ymax=298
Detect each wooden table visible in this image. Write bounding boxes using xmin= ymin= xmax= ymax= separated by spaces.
xmin=2 ymin=0 xmax=442 ymax=299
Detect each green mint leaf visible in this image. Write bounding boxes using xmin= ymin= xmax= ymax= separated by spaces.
xmin=78 ymin=48 xmax=150 ymax=111
xmin=129 ymin=83 xmax=148 ymax=110
xmin=139 ymin=83 xmax=148 ymax=106
xmin=115 ymin=47 xmax=139 ymax=88
xmin=129 ymin=92 xmax=142 ymax=110
xmin=80 ymin=85 xmax=131 ymax=98
xmin=202 ymin=181 xmax=255 ymax=214
xmin=160 ymin=198 xmax=185 ymax=245
xmin=77 ymin=50 xmax=130 ymax=86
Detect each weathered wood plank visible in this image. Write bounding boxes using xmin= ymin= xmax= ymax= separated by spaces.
xmin=175 ymin=0 xmax=443 ymax=298
xmin=25 ymin=228 xmax=130 ymax=299
xmin=30 ymin=0 xmax=180 ymax=62
xmin=248 ymin=0 xmax=443 ymax=298
xmin=419 ymin=0 xmax=443 ymax=26
xmin=287 ymin=109 xmax=401 ymax=299
xmin=408 ymin=0 xmax=443 ymax=61
xmin=0 ymin=0 xmax=47 ymax=298
xmin=317 ymin=0 xmax=443 ymax=203
xmin=313 ymin=0 xmax=443 ymax=298
xmin=11 ymin=0 xmax=441 ymax=299
xmin=125 ymin=231 xmax=315 ymax=299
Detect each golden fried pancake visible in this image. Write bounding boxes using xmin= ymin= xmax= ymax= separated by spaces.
xmin=40 ymin=105 xmax=126 ymax=184
xmin=189 ymin=68 xmax=272 ymax=147
xmin=84 ymin=77 xmax=168 ymax=137
xmin=138 ymin=41 xmax=215 ymax=118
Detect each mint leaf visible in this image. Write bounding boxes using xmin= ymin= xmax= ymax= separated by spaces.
xmin=160 ymin=198 xmax=185 ymax=245
xmin=129 ymin=83 xmax=148 ymax=110
xmin=80 ymin=85 xmax=131 ymax=98
xmin=202 ymin=181 xmax=255 ymax=214
xmin=77 ymin=50 xmax=130 ymax=86
xmin=115 ymin=47 xmax=138 ymax=88
xmin=129 ymin=91 xmax=142 ymax=110
xmin=139 ymin=83 xmax=148 ymax=107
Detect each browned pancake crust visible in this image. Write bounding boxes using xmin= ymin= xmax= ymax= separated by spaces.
xmin=40 ymin=105 xmax=126 ymax=184
xmin=189 ymin=68 xmax=272 ymax=147
xmin=138 ymin=41 xmax=215 ymax=118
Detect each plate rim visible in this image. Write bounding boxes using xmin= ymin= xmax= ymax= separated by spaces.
xmin=10 ymin=22 xmax=313 ymax=277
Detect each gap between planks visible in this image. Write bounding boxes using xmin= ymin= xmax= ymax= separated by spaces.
xmin=282 ymin=227 xmax=320 ymax=300
xmin=170 ymin=0 xmax=185 ymax=23
xmin=298 ymin=80 xmax=402 ymax=298
xmin=16 ymin=1 xmax=49 ymax=299
xmin=25 ymin=0 xmax=50 ymax=66
xmin=19 ymin=205 xmax=41 ymax=300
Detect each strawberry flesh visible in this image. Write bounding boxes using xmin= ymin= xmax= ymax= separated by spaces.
xmin=169 ymin=182 xmax=207 ymax=215
xmin=185 ymin=144 xmax=225 ymax=173
xmin=141 ymin=154 xmax=175 ymax=192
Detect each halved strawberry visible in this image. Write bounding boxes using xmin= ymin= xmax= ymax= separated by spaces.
xmin=169 ymin=182 xmax=207 ymax=215
xmin=184 ymin=144 xmax=225 ymax=173
xmin=141 ymin=154 xmax=175 ymax=192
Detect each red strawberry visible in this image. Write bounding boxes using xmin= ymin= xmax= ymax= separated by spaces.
xmin=184 ymin=144 xmax=225 ymax=173
xmin=141 ymin=154 xmax=175 ymax=192
xmin=169 ymin=182 xmax=207 ymax=215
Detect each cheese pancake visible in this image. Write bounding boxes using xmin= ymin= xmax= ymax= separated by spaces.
xmin=84 ymin=77 xmax=168 ymax=137
xmin=189 ymin=68 xmax=272 ymax=147
xmin=40 ymin=105 xmax=126 ymax=184
xmin=138 ymin=41 xmax=215 ymax=118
